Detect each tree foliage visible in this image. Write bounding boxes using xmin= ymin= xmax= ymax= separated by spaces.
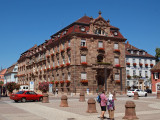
xmin=155 ymin=48 xmax=160 ymax=62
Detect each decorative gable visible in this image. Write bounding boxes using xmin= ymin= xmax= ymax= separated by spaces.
xmin=88 ymin=11 xmax=111 ymax=36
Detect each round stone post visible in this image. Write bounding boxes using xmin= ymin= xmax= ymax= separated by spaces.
xmin=133 ymin=92 xmax=139 ymax=100
xmin=42 ymin=93 xmax=49 ymax=103
xmin=123 ymin=101 xmax=139 ymax=120
xmin=79 ymin=91 xmax=85 ymax=102
xmin=86 ymin=98 xmax=97 ymax=113
xmin=157 ymin=91 xmax=160 ymax=99
xmin=60 ymin=95 xmax=68 ymax=107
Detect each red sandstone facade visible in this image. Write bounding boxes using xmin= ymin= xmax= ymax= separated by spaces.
xmin=17 ymin=12 xmax=126 ymax=93
xmin=151 ymin=62 xmax=160 ymax=93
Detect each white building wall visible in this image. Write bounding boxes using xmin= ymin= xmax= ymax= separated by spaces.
xmin=126 ymin=56 xmax=156 ymax=89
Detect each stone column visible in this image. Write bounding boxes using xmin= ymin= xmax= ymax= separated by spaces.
xmin=60 ymin=95 xmax=68 ymax=107
xmin=86 ymin=98 xmax=97 ymax=113
xmin=79 ymin=90 xmax=85 ymax=102
xmin=123 ymin=101 xmax=139 ymax=120
xmin=42 ymin=93 xmax=49 ymax=103
xmin=157 ymin=91 xmax=160 ymax=99
xmin=133 ymin=92 xmax=139 ymax=100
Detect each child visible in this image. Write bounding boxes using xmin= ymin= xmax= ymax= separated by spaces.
xmin=107 ymin=93 xmax=115 ymax=120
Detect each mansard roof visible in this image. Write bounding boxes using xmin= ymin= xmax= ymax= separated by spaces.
xmin=125 ymin=41 xmax=155 ymax=59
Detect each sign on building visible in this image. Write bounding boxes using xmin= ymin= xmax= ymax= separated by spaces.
xmin=30 ymin=81 xmax=34 ymax=91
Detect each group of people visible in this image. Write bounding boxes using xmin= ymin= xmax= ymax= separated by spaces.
xmin=99 ymin=90 xmax=115 ymax=120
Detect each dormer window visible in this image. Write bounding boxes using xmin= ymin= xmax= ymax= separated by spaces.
xmin=114 ymin=31 xmax=118 ymax=36
xmin=143 ymin=52 xmax=145 ymax=55
xmin=80 ymin=27 xmax=85 ymax=32
xmin=95 ymin=29 xmax=105 ymax=35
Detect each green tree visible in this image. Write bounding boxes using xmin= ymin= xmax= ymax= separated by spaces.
xmin=155 ymin=48 xmax=160 ymax=62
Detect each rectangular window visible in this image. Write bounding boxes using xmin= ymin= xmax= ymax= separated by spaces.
xmin=57 ymin=57 xmax=59 ymax=66
xmin=98 ymin=41 xmax=103 ymax=48
xmin=145 ymin=59 xmax=147 ymax=64
xmin=114 ymin=57 xmax=119 ymax=65
xmin=62 ymin=73 xmax=64 ymax=80
xmin=154 ymin=73 xmax=159 ymax=79
xmin=133 ymin=58 xmax=136 ymax=63
xmin=81 ymin=39 xmax=86 ymax=46
xmin=139 ymin=59 xmax=142 ymax=63
xmin=145 ymin=71 xmax=148 ymax=77
xmin=57 ymin=74 xmax=59 ymax=81
xmin=114 ymin=43 xmax=118 ymax=49
xmin=126 ymin=58 xmax=129 ymax=63
xmin=115 ymin=74 xmax=119 ymax=80
xmin=81 ymin=72 xmax=87 ymax=80
xmin=131 ymin=50 xmax=133 ymax=54
xmin=126 ymin=70 xmax=130 ymax=75
xmin=133 ymin=70 xmax=136 ymax=76
xmin=62 ymin=56 xmax=65 ymax=64
xmin=53 ymin=59 xmax=55 ymax=67
xmin=150 ymin=60 xmax=152 ymax=64
xmin=127 ymin=81 xmax=130 ymax=86
xmin=62 ymin=43 xmax=65 ymax=49
xmin=52 ymin=75 xmax=54 ymax=80
xmin=68 ymin=54 xmax=71 ymax=63
xmin=68 ymin=72 xmax=71 ymax=80
xmin=139 ymin=70 xmax=142 ymax=77
xmin=81 ymin=55 xmax=86 ymax=63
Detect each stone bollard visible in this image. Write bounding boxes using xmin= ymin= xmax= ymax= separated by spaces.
xmin=42 ymin=93 xmax=49 ymax=103
xmin=157 ymin=91 xmax=160 ymax=99
xmin=133 ymin=92 xmax=139 ymax=100
xmin=60 ymin=95 xmax=68 ymax=107
xmin=79 ymin=91 xmax=85 ymax=102
xmin=113 ymin=91 xmax=117 ymax=100
xmin=86 ymin=98 xmax=97 ymax=113
xmin=123 ymin=101 xmax=139 ymax=120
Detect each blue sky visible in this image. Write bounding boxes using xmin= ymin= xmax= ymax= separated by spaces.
xmin=0 ymin=0 xmax=160 ymax=68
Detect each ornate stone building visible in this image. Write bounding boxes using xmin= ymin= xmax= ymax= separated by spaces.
xmin=17 ymin=12 xmax=126 ymax=93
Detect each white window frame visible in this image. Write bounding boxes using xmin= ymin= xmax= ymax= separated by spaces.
xmin=98 ymin=41 xmax=103 ymax=48
xmin=115 ymin=73 xmax=119 ymax=80
xmin=81 ymin=55 xmax=86 ymax=63
xmin=68 ymin=72 xmax=71 ymax=80
xmin=114 ymin=43 xmax=118 ymax=49
xmin=114 ymin=57 xmax=119 ymax=65
xmin=81 ymin=39 xmax=86 ymax=47
xmin=81 ymin=72 xmax=87 ymax=80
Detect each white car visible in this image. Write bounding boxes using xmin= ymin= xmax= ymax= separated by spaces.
xmin=127 ymin=89 xmax=147 ymax=97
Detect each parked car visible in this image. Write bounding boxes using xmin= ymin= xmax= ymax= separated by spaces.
xmin=10 ymin=91 xmax=43 ymax=102
xmin=127 ymin=89 xmax=147 ymax=97
xmin=145 ymin=89 xmax=152 ymax=93
xmin=19 ymin=85 xmax=29 ymax=91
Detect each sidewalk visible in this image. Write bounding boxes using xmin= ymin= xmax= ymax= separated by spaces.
xmin=0 ymin=94 xmax=159 ymax=120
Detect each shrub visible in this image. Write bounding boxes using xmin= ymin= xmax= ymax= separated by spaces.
xmin=6 ymin=82 xmax=17 ymax=93
xmin=39 ymin=82 xmax=49 ymax=93
xmin=0 ymin=81 xmax=4 ymax=86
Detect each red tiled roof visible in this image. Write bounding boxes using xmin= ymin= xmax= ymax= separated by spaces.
xmin=125 ymin=41 xmax=155 ymax=58
xmin=151 ymin=62 xmax=160 ymax=71
xmin=76 ymin=16 xmax=91 ymax=24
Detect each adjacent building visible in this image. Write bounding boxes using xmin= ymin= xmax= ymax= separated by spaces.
xmin=4 ymin=63 xmax=18 ymax=84
xmin=0 ymin=69 xmax=7 ymax=83
xmin=17 ymin=12 xmax=127 ymax=93
xmin=151 ymin=62 xmax=160 ymax=93
xmin=125 ymin=41 xmax=156 ymax=90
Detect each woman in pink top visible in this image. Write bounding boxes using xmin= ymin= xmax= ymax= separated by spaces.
xmin=100 ymin=90 xmax=107 ymax=118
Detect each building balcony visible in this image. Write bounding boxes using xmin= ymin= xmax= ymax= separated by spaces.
xmin=115 ymin=64 xmax=121 ymax=68
xmin=98 ymin=48 xmax=105 ymax=52
xmin=145 ymin=64 xmax=148 ymax=67
xmin=66 ymin=47 xmax=71 ymax=51
xmin=150 ymin=64 xmax=153 ymax=67
xmin=139 ymin=63 xmax=143 ymax=67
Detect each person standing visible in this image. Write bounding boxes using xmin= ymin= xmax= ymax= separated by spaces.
xmin=100 ymin=90 xmax=107 ymax=119
xmin=107 ymin=92 xmax=115 ymax=120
